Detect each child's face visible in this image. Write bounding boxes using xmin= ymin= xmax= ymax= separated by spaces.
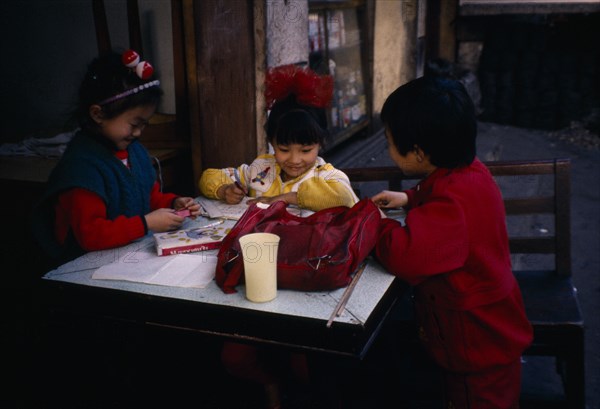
xmin=95 ymin=104 xmax=156 ymax=151
xmin=272 ymin=142 xmax=320 ymax=181
xmin=386 ymin=128 xmax=432 ymax=177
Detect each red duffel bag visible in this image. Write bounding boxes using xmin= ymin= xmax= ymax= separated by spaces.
xmin=215 ymin=198 xmax=381 ymax=294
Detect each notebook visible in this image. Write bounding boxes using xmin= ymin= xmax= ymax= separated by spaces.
xmin=197 ymin=196 xmax=252 ymax=220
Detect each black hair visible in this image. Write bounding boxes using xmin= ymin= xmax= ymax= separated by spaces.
xmin=380 ymin=76 xmax=477 ymax=168
xmin=272 ymin=109 xmax=328 ymax=146
xmin=424 ymin=58 xmax=456 ymax=79
xmin=76 ymin=51 xmax=163 ymax=132
xmin=266 ymin=94 xmax=328 ymax=146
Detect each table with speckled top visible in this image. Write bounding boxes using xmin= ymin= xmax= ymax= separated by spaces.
xmin=40 ymin=216 xmax=405 ymax=359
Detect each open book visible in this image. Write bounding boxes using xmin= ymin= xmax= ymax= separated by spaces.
xmin=197 ymin=196 xmax=252 ymax=220
xmin=196 ymin=196 xmax=315 ymax=220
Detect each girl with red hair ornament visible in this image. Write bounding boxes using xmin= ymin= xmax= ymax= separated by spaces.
xmin=199 ymin=64 xmax=357 ymax=212
xmin=201 ymin=65 xmax=358 ymax=409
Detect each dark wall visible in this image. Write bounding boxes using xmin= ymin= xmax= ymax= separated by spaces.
xmin=0 ymin=0 xmax=98 ymax=141
xmin=476 ymin=13 xmax=600 ymax=130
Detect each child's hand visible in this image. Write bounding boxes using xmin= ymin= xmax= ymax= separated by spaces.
xmin=372 ymin=190 xmax=408 ymax=209
xmin=217 ymin=183 xmax=246 ymax=204
xmin=173 ymin=197 xmax=202 ymax=219
xmin=145 ymin=208 xmax=185 ymax=232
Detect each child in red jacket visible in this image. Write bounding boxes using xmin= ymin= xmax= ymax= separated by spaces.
xmin=372 ymin=76 xmax=533 ymax=408
xmin=32 ymin=50 xmax=200 ymax=263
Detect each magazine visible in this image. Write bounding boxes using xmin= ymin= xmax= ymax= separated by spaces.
xmin=154 ymin=220 xmax=231 ymax=256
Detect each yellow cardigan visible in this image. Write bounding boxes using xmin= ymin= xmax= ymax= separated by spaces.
xmin=198 ymin=154 xmax=358 ymax=211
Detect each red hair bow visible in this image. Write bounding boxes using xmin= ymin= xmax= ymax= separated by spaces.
xmin=265 ymin=65 xmax=334 ymax=109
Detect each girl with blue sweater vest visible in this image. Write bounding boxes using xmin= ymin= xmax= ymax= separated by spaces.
xmin=32 ymin=50 xmax=200 ymax=264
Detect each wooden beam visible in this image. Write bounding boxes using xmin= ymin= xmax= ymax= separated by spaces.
xmin=92 ymin=0 xmax=111 ymax=55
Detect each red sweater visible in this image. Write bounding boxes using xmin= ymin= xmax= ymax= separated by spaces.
xmin=375 ymin=159 xmax=532 ymax=373
xmin=54 ymin=150 xmax=178 ymax=251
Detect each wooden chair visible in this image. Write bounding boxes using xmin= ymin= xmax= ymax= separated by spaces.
xmin=342 ymin=158 xmax=585 ymax=409
xmin=91 ymin=0 xmax=196 ymax=195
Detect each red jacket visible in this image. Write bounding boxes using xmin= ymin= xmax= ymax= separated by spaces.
xmin=375 ymin=159 xmax=533 ymax=373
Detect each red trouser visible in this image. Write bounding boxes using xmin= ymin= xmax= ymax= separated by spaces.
xmin=442 ymin=359 xmax=522 ymax=409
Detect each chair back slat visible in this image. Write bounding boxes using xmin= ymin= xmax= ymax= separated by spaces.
xmin=342 ymin=167 xmax=403 ymax=183
xmin=342 ymin=158 xmax=572 ymax=278
xmin=509 ymin=237 xmax=556 ymax=254
xmin=504 ymin=197 xmax=554 ymax=214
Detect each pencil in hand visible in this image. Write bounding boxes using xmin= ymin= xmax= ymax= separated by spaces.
xmin=233 ymin=168 xmax=248 ymax=196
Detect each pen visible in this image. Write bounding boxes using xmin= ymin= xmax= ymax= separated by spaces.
xmin=197 ymin=219 xmax=225 ymax=230
xmin=196 ymin=200 xmax=209 ymax=216
xmin=233 ymin=168 xmax=248 ymax=195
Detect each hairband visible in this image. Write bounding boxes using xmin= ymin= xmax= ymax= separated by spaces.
xmin=98 ymin=79 xmax=161 ymax=105
xmin=97 ymin=50 xmax=159 ymax=105
xmin=265 ymin=64 xmax=334 ymax=109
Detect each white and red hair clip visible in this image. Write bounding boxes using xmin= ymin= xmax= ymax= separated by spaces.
xmin=96 ymin=49 xmax=160 ymax=105
xmin=122 ymin=49 xmax=154 ymax=80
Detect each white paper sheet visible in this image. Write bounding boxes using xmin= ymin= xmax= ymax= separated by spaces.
xmin=197 ymin=196 xmax=252 ymax=220
xmin=91 ymin=253 xmax=217 ymax=288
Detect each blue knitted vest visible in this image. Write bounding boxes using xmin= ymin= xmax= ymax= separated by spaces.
xmin=32 ymin=130 xmax=156 ymax=261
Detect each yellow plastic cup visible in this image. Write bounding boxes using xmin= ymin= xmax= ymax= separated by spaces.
xmin=239 ymin=232 xmax=280 ymax=302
